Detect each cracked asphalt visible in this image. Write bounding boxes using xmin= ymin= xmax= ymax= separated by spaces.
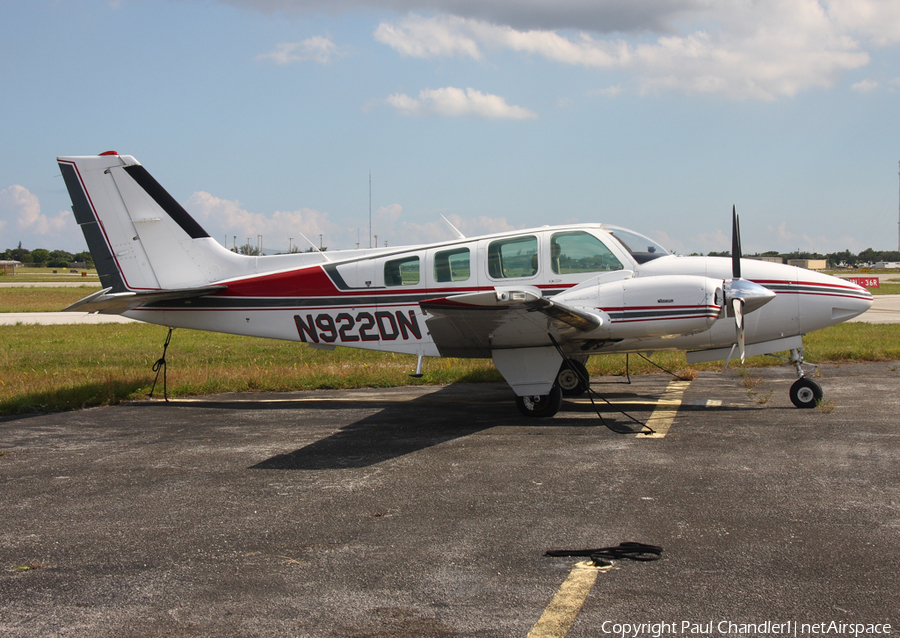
xmin=1 ymin=363 xmax=898 ymax=637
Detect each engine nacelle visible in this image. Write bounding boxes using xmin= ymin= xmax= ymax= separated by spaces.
xmin=557 ymin=275 xmax=723 ymax=341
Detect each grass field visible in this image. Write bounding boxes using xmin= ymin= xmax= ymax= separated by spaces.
xmin=0 ymin=286 xmax=101 ymax=312
xmin=2 ymin=321 xmax=899 ymax=416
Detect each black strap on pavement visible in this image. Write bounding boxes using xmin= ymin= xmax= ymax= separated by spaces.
xmin=544 ymin=542 xmax=663 ymax=567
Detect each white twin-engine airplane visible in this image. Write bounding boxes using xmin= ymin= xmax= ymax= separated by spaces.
xmin=58 ymin=152 xmax=873 ymax=417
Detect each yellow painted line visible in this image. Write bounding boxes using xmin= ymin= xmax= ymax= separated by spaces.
xmin=639 ymin=379 xmax=691 ymax=439
xmin=528 ymin=562 xmax=605 ymax=638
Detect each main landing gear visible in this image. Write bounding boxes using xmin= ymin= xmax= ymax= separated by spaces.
xmin=514 ymin=359 xmax=590 ymax=417
xmin=556 ymin=359 xmax=590 ymax=397
xmin=787 ymin=347 xmax=822 ymax=409
xmin=515 ymin=385 xmax=563 ymax=418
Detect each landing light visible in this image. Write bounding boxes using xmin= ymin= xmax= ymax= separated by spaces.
xmin=496 ymin=291 xmax=528 ymax=303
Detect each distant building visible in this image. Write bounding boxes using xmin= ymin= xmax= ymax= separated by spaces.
xmin=1 ymin=259 xmax=22 ymax=274
xmin=748 ymin=256 xmax=784 ymax=264
xmin=788 ymin=259 xmax=827 ymax=271
xmin=874 ymin=262 xmax=900 ymax=269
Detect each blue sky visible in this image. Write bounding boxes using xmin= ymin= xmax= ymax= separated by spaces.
xmin=2 ymin=0 xmax=900 ymax=256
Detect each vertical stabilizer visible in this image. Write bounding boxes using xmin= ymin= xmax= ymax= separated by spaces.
xmin=57 ymin=153 xmax=240 ymax=291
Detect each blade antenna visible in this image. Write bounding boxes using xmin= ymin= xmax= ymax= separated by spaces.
xmin=440 ymin=214 xmax=466 ymax=240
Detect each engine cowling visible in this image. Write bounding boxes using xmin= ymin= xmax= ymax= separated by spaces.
xmin=556 ymin=275 xmax=724 ymax=341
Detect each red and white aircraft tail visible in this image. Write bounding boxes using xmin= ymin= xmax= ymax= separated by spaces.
xmin=57 ymin=152 xmax=329 ymax=312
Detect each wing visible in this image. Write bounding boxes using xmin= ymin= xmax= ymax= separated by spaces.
xmin=420 ymin=287 xmax=602 ymax=358
xmin=63 ymin=286 xmax=227 ymax=314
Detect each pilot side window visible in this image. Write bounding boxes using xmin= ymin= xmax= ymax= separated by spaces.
xmin=384 ymin=256 xmax=420 ymax=286
xmin=434 ymin=247 xmax=470 ymax=283
xmin=487 ymin=236 xmax=538 ymax=279
xmin=550 ymin=231 xmax=624 ymax=274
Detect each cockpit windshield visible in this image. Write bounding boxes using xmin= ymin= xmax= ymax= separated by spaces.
xmin=606 ymin=226 xmax=670 ymax=264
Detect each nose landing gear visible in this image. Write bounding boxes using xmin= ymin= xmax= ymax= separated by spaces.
xmin=787 ymin=347 xmax=822 ymax=409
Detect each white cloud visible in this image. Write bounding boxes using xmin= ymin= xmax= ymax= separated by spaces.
xmin=826 ymin=0 xmax=900 ymax=46
xmin=372 ymin=207 xmax=521 ymax=245
xmin=256 ymin=36 xmax=346 ymax=64
xmin=184 ymin=191 xmax=524 ymax=250
xmin=374 ymin=0 xmax=880 ymax=100
xmin=763 ymin=221 xmax=836 ymax=253
xmin=186 ymin=192 xmax=344 ymax=252
xmin=374 ymin=14 xmax=482 ymax=59
xmin=1 ymin=185 xmax=71 ymax=237
xmin=386 ymin=87 xmax=538 ymax=119
xmin=688 ymin=228 xmax=731 ymax=255
xmin=852 ymin=79 xmax=879 ymax=92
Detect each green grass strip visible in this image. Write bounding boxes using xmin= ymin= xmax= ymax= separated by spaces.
xmin=1 ymin=322 xmax=898 ymax=415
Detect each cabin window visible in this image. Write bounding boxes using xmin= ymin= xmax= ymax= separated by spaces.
xmin=487 ymin=236 xmax=538 ymax=279
xmin=384 ymin=256 xmax=420 ymax=286
xmin=434 ymin=247 xmax=470 ymax=283
xmin=550 ymin=231 xmax=624 ymax=274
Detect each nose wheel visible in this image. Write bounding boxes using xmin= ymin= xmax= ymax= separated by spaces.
xmin=787 ymin=347 xmax=822 ymax=409
xmin=789 ymin=377 xmax=823 ymax=408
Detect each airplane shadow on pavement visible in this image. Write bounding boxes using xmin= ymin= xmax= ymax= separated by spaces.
xmin=245 ymin=379 xmax=730 ymax=470
xmin=249 ymin=384 xmax=515 ymax=471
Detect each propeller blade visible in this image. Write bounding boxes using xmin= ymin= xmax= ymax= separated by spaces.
xmin=731 ymin=205 xmax=742 ymax=280
xmin=732 ymin=297 xmax=745 ymax=363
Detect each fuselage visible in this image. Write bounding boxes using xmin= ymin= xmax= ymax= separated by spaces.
xmin=126 ymin=223 xmax=873 ymax=359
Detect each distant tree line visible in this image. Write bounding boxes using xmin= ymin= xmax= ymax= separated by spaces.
xmin=4 ymin=243 xmax=899 ymax=270
xmin=703 ymin=248 xmax=900 ymax=267
xmin=1 ymin=243 xmax=94 ymax=269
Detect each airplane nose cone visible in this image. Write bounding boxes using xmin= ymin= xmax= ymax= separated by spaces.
xmin=806 ymin=272 xmax=874 ymax=325
xmin=726 ymin=278 xmax=777 ymax=314
xmin=830 ymin=278 xmax=874 ymax=322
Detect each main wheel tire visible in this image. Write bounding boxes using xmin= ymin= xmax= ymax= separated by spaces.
xmin=557 ymin=360 xmax=590 ymax=397
xmin=515 ymin=385 xmax=563 ymax=418
xmin=790 ymin=377 xmax=823 ymax=409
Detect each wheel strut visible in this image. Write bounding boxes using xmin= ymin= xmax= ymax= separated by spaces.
xmin=789 ymin=347 xmax=806 ymax=379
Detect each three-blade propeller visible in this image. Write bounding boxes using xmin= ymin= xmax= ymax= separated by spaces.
xmin=724 ymin=206 xmax=776 ymax=363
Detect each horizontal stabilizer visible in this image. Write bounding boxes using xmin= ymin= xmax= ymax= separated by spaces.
xmin=63 ymin=286 xmax=227 ymax=314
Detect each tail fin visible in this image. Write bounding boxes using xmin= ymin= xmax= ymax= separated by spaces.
xmin=57 ymin=152 xmax=239 ymax=292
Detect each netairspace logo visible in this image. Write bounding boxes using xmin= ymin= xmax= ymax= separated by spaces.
xmin=599 ymin=620 xmax=892 ymax=638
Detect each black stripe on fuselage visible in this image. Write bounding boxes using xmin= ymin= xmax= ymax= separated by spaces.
xmin=123 ymin=164 xmax=210 ymax=239
xmin=763 ymin=282 xmax=872 ymax=299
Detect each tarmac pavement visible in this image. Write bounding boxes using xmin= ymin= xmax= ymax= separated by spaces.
xmin=1 ymin=363 xmax=898 ymax=637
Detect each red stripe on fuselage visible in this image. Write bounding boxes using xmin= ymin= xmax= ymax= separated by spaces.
xmin=218 ymin=266 xmax=341 ymax=297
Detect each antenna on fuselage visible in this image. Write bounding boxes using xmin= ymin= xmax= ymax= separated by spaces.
xmin=294 ymin=229 xmax=331 ymax=261
xmin=440 ymin=214 xmax=466 ymax=240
